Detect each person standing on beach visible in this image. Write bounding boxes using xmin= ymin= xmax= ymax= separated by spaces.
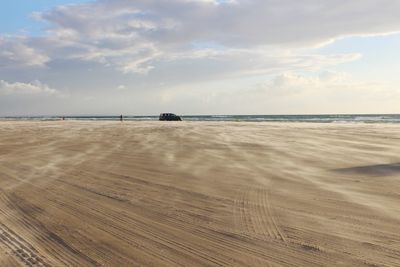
xmin=120 ymin=115 xmax=123 ymax=122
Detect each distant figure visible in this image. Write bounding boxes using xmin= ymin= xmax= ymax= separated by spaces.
xmin=62 ymin=116 xmax=65 ymax=121
xmin=120 ymin=115 xmax=123 ymax=122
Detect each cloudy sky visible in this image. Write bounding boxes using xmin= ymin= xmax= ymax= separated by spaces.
xmin=1 ymin=0 xmax=400 ymax=116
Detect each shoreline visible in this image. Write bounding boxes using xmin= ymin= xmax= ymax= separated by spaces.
xmin=1 ymin=113 xmax=400 ymax=124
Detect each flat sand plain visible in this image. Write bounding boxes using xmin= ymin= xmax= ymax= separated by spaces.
xmin=1 ymin=121 xmax=400 ymax=266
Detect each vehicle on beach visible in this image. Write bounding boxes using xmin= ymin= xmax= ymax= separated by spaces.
xmin=159 ymin=113 xmax=182 ymax=121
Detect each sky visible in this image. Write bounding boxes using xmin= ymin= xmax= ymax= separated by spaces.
xmin=1 ymin=0 xmax=400 ymax=116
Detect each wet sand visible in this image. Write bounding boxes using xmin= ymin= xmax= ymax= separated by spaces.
xmin=0 ymin=121 xmax=400 ymax=266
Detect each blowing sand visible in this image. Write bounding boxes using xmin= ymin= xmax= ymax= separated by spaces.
xmin=0 ymin=121 xmax=400 ymax=266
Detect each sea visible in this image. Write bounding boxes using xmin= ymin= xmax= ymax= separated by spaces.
xmin=1 ymin=114 xmax=400 ymax=123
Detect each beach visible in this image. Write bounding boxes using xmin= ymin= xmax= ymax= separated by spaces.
xmin=0 ymin=121 xmax=399 ymax=266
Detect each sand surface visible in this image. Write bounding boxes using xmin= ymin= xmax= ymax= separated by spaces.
xmin=0 ymin=121 xmax=400 ymax=266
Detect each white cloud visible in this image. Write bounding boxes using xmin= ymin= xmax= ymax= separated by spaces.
xmin=3 ymin=0 xmax=396 ymax=74
xmin=260 ymin=72 xmax=351 ymax=96
xmin=155 ymin=71 xmax=400 ymax=114
xmin=117 ymin=85 xmax=126 ymax=90
xmin=253 ymin=71 xmax=397 ymax=98
xmin=0 ymin=37 xmax=49 ymax=67
xmin=0 ymin=80 xmax=58 ymax=95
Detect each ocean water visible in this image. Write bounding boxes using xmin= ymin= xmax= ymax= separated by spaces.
xmin=1 ymin=114 xmax=400 ymax=123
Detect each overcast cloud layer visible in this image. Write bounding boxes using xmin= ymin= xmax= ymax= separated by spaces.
xmin=1 ymin=0 xmax=400 ymax=115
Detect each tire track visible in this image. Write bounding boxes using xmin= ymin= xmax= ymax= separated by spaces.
xmin=260 ymin=188 xmax=286 ymax=242
xmin=0 ymin=223 xmax=50 ymax=267
xmin=235 ymin=187 xmax=286 ymax=242
xmin=0 ymin=190 xmax=100 ymax=266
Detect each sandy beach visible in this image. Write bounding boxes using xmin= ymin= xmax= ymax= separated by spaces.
xmin=0 ymin=121 xmax=400 ymax=266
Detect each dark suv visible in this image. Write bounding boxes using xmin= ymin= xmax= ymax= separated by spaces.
xmin=159 ymin=113 xmax=182 ymax=121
